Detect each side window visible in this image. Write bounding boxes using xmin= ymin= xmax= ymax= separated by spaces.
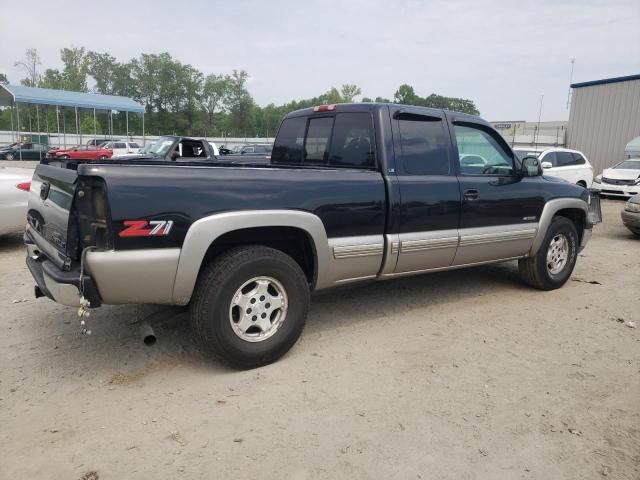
xmin=454 ymin=124 xmax=514 ymax=175
xmin=572 ymin=153 xmax=586 ymax=165
xmin=542 ymin=152 xmax=557 ymax=167
xmin=329 ymin=113 xmax=375 ymax=168
xmin=271 ymin=117 xmax=306 ymax=164
xmin=304 ymin=117 xmax=333 ymax=165
xmin=555 ymin=152 xmax=576 ymax=167
xmin=130 ymin=143 xmax=140 ymax=149
xmin=397 ymin=114 xmax=449 ymax=175
xmin=115 ymin=142 xmax=126 ymax=149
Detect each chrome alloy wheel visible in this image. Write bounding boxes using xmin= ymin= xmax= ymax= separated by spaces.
xmin=546 ymin=234 xmax=569 ymax=275
xmin=229 ymin=276 xmax=288 ymax=342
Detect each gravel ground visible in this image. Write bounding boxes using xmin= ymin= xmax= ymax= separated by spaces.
xmin=0 ymin=193 xmax=638 ymax=480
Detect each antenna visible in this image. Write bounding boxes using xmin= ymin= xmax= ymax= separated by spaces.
xmin=566 ymin=58 xmax=575 ymax=109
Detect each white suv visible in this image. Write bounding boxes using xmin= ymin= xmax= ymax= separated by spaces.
xmin=514 ymin=147 xmax=593 ymax=188
xmin=102 ymin=141 xmax=140 ymax=157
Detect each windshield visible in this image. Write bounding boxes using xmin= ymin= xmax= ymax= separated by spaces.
xmin=147 ymin=137 xmax=175 ymax=156
xmin=614 ymin=160 xmax=640 ymax=170
xmin=514 ymin=150 xmax=542 ymax=160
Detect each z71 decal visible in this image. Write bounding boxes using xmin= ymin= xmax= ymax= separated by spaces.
xmin=119 ymin=220 xmax=174 ymax=237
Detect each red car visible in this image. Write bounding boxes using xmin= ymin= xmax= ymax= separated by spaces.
xmin=48 ymin=145 xmax=113 ymax=160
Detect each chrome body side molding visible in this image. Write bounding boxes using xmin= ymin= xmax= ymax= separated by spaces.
xmin=328 ymin=235 xmax=385 ymax=285
xmin=395 ymin=229 xmax=459 ymax=272
xmin=529 ymin=198 xmax=588 ymax=255
xmin=86 ymin=248 xmax=181 ymax=305
xmin=172 ymin=210 xmax=331 ymax=304
xmin=453 ymin=223 xmax=537 ymax=265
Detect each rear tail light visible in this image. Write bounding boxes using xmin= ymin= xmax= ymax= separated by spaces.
xmin=16 ymin=182 xmax=31 ymax=192
xmin=313 ymin=104 xmax=337 ymax=112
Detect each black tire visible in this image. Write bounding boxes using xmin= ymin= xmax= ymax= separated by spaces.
xmin=60 ymin=155 xmax=70 ymax=159
xmin=190 ymin=246 xmax=310 ymax=368
xmin=99 ymin=155 xmax=108 ymax=161
xmin=518 ymin=216 xmax=578 ymax=290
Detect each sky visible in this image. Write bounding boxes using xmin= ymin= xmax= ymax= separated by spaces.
xmin=1 ymin=0 xmax=639 ymax=121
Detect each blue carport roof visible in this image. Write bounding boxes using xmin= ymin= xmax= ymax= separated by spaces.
xmin=0 ymin=84 xmax=144 ymax=113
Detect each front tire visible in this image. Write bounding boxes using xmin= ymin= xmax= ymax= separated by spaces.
xmin=190 ymin=246 xmax=310 ymax=368
xmin=5 ymin=152 xmax=14 ymax=160
xmin=519 ymin=216 xmax=578 ymax=290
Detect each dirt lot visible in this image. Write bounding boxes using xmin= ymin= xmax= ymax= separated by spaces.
xmin=0 ymin=193 xmax=638 ymax=480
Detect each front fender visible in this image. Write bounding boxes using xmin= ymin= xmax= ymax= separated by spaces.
xmin=529 ymin=198 xmax=588 ymax=256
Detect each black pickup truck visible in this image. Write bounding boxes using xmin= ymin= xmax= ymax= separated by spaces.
xmin=24 ymin=103 xmax=600 ymax=368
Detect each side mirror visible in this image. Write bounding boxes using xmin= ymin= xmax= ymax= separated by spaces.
xmin=171 ymin=151 xmax=180 ymax=161
xmin=541 ymin=161 xmax=552 ymax=169
xmin=521 ymin=156 xmax=542 ymax=177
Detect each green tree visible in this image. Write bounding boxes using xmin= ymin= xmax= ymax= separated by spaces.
xmin=393 ymin=84 xmax=418 ymax=105
xmin=60 ymin=47 xmax=89 ymax=91
xmin=340 ymin=84 xmax=361 ymax=103
xmin=202 ymin=74 xmax=230 ymax=133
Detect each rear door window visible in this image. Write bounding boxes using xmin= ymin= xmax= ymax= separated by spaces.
xmin=304 ymin=117 xmax=333 ymax=165
xmin=556 ymin=151 xmax=579 ymax=167
xmin=397 ymin=114 xmax=450 ymax=175
xmin=329 ymin=113 xmax=375 ymax=168
xmin=272 ymin=116 xmax=306 ymax=164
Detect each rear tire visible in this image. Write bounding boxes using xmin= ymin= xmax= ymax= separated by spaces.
xmin=5 ymin=153 xmax=14 ymax=160
xmin=519 ymin=216 xmax=578 ymax=290
xmin=60 ymin=155 xmax=70 ymax=159
xmin=99 ymin=155 xmax=108 ymax=160
xmin=190 ymin=246 xmax=309 ymax=369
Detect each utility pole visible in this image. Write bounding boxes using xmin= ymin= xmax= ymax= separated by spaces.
xmin=566 ymin=58 xmax=575 ymax=110
xmin=535 ymin=95 xmax=544 ymax=148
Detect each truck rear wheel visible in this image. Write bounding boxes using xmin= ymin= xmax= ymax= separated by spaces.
xmin=518 ymin=216 xmax=578 ymax=290
xmin=190 ymin=246 xmax=309 ymax=368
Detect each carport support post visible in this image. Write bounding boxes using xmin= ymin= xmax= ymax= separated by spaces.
xmin=36 ymin=105 xmax=40 ymax=138
xmin=126 ymin=112 xmax=129 ymax=140
xmin=56 ymin=106 xmax=60 ymax=146
xmin=16 ymin=102 xmax=22 ymax=160
xmin=62 ymin=107 xmax=67 ymax=148
xmin=75 ymin=107 xmax=80 ymax=145
xmin=93 ymin=108 xmax=97 ymax=139
xmin=142 ymin=112 xmax=145 ymax=146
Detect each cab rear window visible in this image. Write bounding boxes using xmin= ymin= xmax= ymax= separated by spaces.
xmin=272 ymin=113 xmax=376 ymax=169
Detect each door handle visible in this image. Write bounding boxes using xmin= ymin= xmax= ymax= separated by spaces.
xmin=463 ymin=189 xmax=479 ymax=201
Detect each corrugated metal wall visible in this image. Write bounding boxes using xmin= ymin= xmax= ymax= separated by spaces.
xmin=567 ymin=79 xmax=640 ymax=174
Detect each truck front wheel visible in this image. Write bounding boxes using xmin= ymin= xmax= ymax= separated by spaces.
xmin=190 ymin=246 xmax=310 ymax=368
xmin=518 ymin=216 xmax=578 ymax=290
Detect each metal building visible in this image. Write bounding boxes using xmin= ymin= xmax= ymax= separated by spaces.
xmin=567 ymin=74 xmax=640 ymax=174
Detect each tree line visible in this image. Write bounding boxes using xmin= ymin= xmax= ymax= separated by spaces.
xmin=1 ymin=48 xmax=480 ymax=138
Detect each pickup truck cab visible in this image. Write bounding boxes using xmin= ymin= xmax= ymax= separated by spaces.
xmin=24 ymin=103 xmax=600 ymax=368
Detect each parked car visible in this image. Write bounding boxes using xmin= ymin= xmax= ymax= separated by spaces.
xmin=514 ymin=147 xmax=593 ymax=187
xmin=48 ymin=145 xmax=113 ymax=161
xmin=239 ymin=144 xmax=273 ymax=155
xmin=208 ymin=142 xmax=220 ymax=156
xmin=24 ymin=103 xmax=600 ymax=368
xmin=0 ymin=143 xmax=49 ymax=161
xmin=86 ymin=139 xmax=114 ymax=147
xmin=0 ymin=166 xmax=33 ymax=236
xmin=115 ymin=136 xmax=216 ymax=161
xmin=0 ymin=142 xmax=21 ymax=154
xmin=101 ymin=141 xmax=140 ymax=157
xmin=621 ymin=194 xmax=640 ymax=236
xmin=592 ymin=158 xmax=640 ymax=198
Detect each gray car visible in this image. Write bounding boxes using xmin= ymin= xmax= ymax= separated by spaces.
xmin=621 ymin=193 xmax=640 ymax=236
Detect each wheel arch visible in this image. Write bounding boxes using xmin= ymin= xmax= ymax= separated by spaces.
xmin=172 ymin=210 xmax=330 ymax=305
xmin=529 ymin=198 xmax=588 ymax=256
